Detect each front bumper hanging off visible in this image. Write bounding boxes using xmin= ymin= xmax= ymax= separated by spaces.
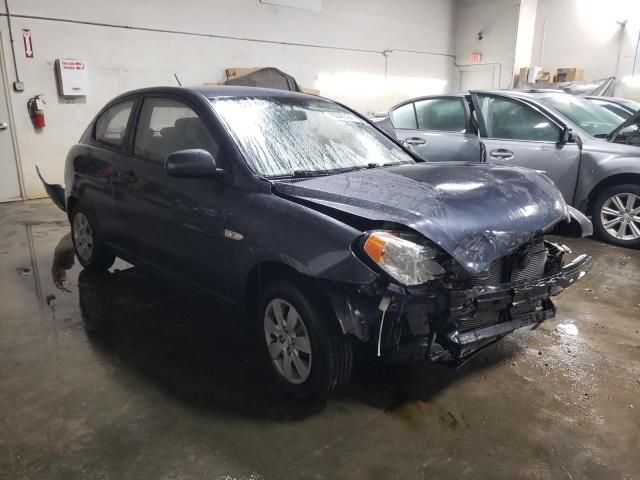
xmin=448 ymin=253 xmax=592 ymax=346
xmin=381 ymin=252 xmax=592 ymax=365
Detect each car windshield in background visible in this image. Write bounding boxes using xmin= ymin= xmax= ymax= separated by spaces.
xmin=619 ymin=98 xmax=640 ymax=111
xmin=210 ymin=97 xmax=415 ymax=178
xmin=539 ymin=94 xmax=623 ymax=137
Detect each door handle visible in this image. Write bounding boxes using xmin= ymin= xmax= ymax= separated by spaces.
xmin=0 ymin=122 xmax=8 ymax=131
xmin=489 ymin=149 xmax=514 ymax=159
xmin=403 ymin=137 xmax=427 ymax=146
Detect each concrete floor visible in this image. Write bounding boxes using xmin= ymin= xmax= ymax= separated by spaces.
xmin=0 ymin=199 xmax=639 ymax=480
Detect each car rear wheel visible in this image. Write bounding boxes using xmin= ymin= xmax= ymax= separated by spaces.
xmin=259 ymin=279 xmax=352 ymax=400
xmin=70 ymin=205 xmax=115 ymax=271
xmin=593 ymin=184 xmax=640 ymax=248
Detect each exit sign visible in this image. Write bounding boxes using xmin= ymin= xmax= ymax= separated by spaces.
xmin=470 ymin=52 xmax=482 ymax=64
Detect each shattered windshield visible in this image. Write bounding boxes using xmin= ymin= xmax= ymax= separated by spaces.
xmin=539 ymin=93 xmax=623 ymax=137
xmin=210 ymin=96 xmax=415 ymax=178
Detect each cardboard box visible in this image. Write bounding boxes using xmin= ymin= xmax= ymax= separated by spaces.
xmin=225 ymin=67 xmax=261 ymax=80
xmin=301 ymin=87 xmax=320 ymax=95
xmin=535 ymin=71 xmax=552 ymax=84
xmin=519 ymin=67 xmax=542 ymax=84
xmin=556 ymin=68 xmax=583 ymax=82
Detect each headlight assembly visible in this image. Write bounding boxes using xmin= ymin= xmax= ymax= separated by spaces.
xmin=362 ymin=231 xmax=445 ymax=285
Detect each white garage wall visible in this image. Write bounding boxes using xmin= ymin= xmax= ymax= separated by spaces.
xmin=455 ymin=0 xmax=521 ymax=89
xmin=513 ymin=0 xmax=538 ymax=71
xmin=0 ymin=0 xmax=456 ymax=199
xmin=532 ymin=0 xmax=640 ymax=90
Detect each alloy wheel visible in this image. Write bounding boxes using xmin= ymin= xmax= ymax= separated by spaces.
xmin=264 ymin=298 xmax=312 ymax=384
xmin=600 ymin=193 xmax=640 ymax=241
xmin=73 ymin=212 xmax=94 ymax=261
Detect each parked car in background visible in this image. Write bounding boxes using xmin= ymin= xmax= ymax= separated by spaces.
xmin=383 ymin=89 xmax=640 ymax=248
xmin=583 ymin=96 xmax=640 ymax=119
xmin=40 ymin=86 xmax=592 ymax=400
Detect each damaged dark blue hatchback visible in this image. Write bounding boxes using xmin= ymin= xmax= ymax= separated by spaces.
xmin=43 ymin=86 xmax=592 ymax=400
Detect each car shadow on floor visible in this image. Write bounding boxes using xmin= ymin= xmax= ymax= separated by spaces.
xmin=76 ymin=263 xmax=522 ymax=421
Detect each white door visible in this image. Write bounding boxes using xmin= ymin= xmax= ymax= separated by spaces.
xmin=0 ymin=57 xmax=21 ymax=202
xmin=459 ymin=68 xmax=495 ymax=90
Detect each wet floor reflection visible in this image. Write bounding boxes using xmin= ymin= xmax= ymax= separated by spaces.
xmin=557 ymin=323 xmax=579 ymax=336
xmin=39 ymin=230 xmax=518 ymax=419
xmin=51 ymin=233 xmax=74 ymax=292
xmin=4 ymin=202 xmax=640 ymax=479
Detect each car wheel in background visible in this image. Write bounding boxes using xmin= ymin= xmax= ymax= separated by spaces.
xmin=70 ymin=205 xmax=116 ymax=271
xmin=593 ymin=184 xmax=640 ymax=248
xmin=259 ymin=278 xmax=352 ymax=400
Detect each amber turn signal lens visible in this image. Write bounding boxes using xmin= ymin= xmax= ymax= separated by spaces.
xmin=364 ymin=232 xmax=391 ymax=263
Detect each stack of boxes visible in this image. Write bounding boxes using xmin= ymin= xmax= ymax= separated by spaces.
xmin=518 ymin=67 xmax=584 ymax=85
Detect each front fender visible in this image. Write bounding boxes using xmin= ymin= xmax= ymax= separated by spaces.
xmin=575 ymin=153 xmax=640 ymax=211
xmin=223 ymin=188 xmax=379 ymax=304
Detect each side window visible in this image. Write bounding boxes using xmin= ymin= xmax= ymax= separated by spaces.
xmin=390 ymin=103 xmax=417 ymax=129
xmin=414 ymin=98 xmax=467 ymax=132
xmin=133 ymin=98 xmax=219 ymax=163
xmin=477 ymin=95 xmax=560 ymax=142
xmin=95 ymin=100 xmax=134 ymax=147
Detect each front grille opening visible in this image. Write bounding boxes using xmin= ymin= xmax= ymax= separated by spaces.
xmin=460 ymin=310 xmax=502 ymax=331
xmin=451 ymin=238 xmax=549 ymax=333
xmin=449 ymin=237 xmax=547 ymax=288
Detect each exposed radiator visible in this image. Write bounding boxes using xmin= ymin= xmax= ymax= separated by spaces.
xmin=511 ymin=242 xmax=548 ymax=284
xmin=452 ymin=239 xmax=548 ymax=332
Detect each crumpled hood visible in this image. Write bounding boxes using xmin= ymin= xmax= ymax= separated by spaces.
xmin=273 ymin=163 xmax=569 ymax=275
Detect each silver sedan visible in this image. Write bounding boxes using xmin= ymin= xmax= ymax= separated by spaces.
xmin=380 ymin=89 xmax=640 ymax=248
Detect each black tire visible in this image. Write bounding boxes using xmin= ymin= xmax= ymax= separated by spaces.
xmin=258 ymin=278 xmax=353 ymax=401
xmin=592 ymin=184 xmax=640 ymax=248
xmin=70 ymin=204 xmax=115 ymax=271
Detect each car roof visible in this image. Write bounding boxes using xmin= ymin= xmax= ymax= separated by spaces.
xmin=113 ymin=85 xmax=322 ymax=101
xmin=583 ymin=96 xmax=626 ymax=102
xmin=390 ymin=88 xmax=571 ymax=110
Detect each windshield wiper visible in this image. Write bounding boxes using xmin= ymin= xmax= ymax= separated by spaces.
xmin=277 ymin=165 xmax=373 ymax=178
xmin=268 ymin=162 xmax=401 ymax=180
xmin=268 ymin=169 xmax=333 ymax=179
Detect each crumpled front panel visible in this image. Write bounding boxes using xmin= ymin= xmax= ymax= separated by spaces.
xmin=274 ymin=163 xmax=569 ymax=275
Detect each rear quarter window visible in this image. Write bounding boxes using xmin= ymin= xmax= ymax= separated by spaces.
xmin=390 ymin=103 xmax=417 ymax=129
xmin=94 ymin=100 xmax=135 ymax=147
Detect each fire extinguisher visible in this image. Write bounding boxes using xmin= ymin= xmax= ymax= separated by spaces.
xmin=27 ymin=94 xmax=46 ymax=129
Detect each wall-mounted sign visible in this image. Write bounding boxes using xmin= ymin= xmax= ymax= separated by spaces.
xmin=22 ymin=29 xmax=33 ymax=58
xmin=470 ymin=52 xmax=482 ymax=64
xmin=55 ymin=59 xmax=90 ymax=96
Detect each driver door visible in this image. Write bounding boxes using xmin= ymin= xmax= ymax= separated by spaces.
xmin=470 ymin=91 xmax=581 ymax=203
xmin=112 ymin=96 xmax=231 ymax=296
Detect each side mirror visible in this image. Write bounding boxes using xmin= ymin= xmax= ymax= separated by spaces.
xmin=560 ymin=126 xmax=574 ymax=144
xmin=165 ymin=149 xmax=224 ymax=179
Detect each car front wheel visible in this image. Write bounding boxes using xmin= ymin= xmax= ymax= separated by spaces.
xmin=70 ymin=205 xmax=115 ymax=271
xmin=259 ymin=279 xmax=352 ymax=400
xmin=593 ymin=184 xmax=640 ymax=248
